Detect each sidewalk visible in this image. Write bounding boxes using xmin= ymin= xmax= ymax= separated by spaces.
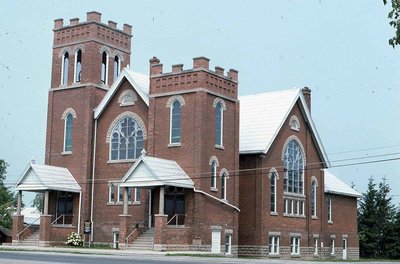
xmin=0 ymin=244 xmax=209 ymax=256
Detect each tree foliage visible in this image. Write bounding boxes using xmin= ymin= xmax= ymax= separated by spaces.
xmin=31 ymin=193 xmax=43 ymax=212
xmin=358 ymin=177 xmax=400 ymax=259
xmin=0 ymin=159 xmax=14 ymax=229
xmin=383 ymin=0 xmax=400 ymax=47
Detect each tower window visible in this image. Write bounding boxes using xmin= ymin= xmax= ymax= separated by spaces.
xmin=215 ymin=102 xmax=223 ymax=146
xmin=114 ymin=56 xmax=120 ymax=81
xmin=101 ymin=51 xmax=109 ymax=85
xmin=61 ymin=52 xmax=69 ymax=85
xmin=74 ymin=50 xmax=82 ymax=82
xmin=170 ymin=100 xmax=181 ymax=144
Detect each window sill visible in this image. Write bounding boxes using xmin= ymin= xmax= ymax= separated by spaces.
xmin=270 ymin=212 xmax=278 ymax=216
xmin=283 ymin=192 xmax=306 ymax=199
xmin=290 ymin=127 xmax=300 ymax=132
xmin=107 ymin=202 xmax=116 ymax=205
xmin=290 ymin=254 xmax=301 ymax=258
xmin=61 ymin=151 xmax=72 ymax=155
xmin=214 ymin=144 xmax=224 ymax=150
xmin=210 ymin=187 xmax=218 ymax=192
xmin=328 ymin=220 xmax=333 ymax=224
xmin=283 ymin=213 xmax=306 ymax=218
xmin=221 ymin=199 xmax=228 ymax=203
xmin=311 ymin=216 xmax=318 ymax=220
xmin=107 ymin=159 xmax=137 ymax=164
xmin=268 ymin=253 xmax=280 ymax=258
xmin=120 ymin=103 xmax=135 ymax=107
xmin=168 ymin=143 xmax=181 ymax=148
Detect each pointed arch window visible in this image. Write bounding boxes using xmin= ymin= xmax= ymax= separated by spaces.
xmin=110 ymin=117 xmax=143 ymax=160
xmin=74 ymin=50 xmax=82 ymax=82
xmin=215 ymin=102 xmax=223 ymax=146
xmin=170 ymin=100 xmax=181 ymax=144
xmin=61 ymin=52 xmax=69 ymax=85
xmin=311 ymin=180 xmax=317 ymax=217
xmin=114 ymin=56 xmax=120 ymax=81
xmin=221 ymin=172 xmax=227 ymax=200
xmin=270 ymin=171 xmax=277 ymax=213
xmin=64 ymin=113 xmax=73 ymax=152
xmin=211 ymin=161 xmax=217 ymax=189
xmin=101 ymin=51 xmax=109 ymax=85
xmin=283 ymin=139 xmax=304 ymax=194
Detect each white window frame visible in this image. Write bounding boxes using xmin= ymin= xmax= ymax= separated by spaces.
xmin=108 ymin=183 xmax=115 ymax=203
xmin=169 ymin=100 xmax=181 ymax=144
xmin=61 ymin=51 xmax=69 ymax=85
xmin=311 ymin=180 xmax=317 ymax=217
xmin=331 ymin=238 xmax=335 ymax=255
xmin=63 ymin=113 xmax=73 ymax=153
xmin=283 ymin=138 xmax=305 ymax=195
xmin=328 ymin=196 xmax=333 ymax=223
xmin=213 ymin=98 xmax=226 ymax=148
xmin=113 ymin=55 xmax=120 ymax=81
xmin=74 ymin=49 xmax=82 ymax=83
xmin=290 ymin=236 xmax=301 ymax=255
xmin=270 ymin=171 xmax=277 ymax=213
xmin=101 ymin=51 xmax=109 ymax=85
xmin=221 ymin=172 xmax=227 ymax=201
xmin=134 ymin=188 xmax=141 ymax=203
xmin=269 ymin=236 xmax=280 ymax=255
xmin=225 ymin=234 xmax=232 ymax=255
xmin=211 ymin=161 xmax=217 ymax=190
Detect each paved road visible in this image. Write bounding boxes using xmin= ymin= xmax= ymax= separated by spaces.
xmin=0 ymin=251 xmax=399 ymax=264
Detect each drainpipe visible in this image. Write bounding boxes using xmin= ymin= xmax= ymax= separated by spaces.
xmin=78 ymin=191 xmax=82 ymax=234
xmin=90 ymin=119 xmax=98 ymax=242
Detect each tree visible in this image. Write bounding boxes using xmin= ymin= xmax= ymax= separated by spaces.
xmin=0 ymin=159 xmax=14 ymax=229
xmin=31 ymin=193 xmax=43 ymax=212
xmin=358 ymin=177 xmax=379 ymax=258
xmin=383 ymin=0 xmax=400 ymax=47
xmin=375 ymin=177 xmax=396 ymax=258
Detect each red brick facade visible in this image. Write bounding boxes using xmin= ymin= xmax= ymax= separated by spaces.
xmin=14 ymin=11 xmax=359 ymax=260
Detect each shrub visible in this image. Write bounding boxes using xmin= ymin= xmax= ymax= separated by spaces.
xmin=66 ymin=232 xmax=83 ymax=246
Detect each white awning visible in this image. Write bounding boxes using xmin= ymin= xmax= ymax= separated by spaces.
xmin=15 ymin=163 xmax=81 ymax=193
xmin=120 ymin=155 xmax=194 ymax=189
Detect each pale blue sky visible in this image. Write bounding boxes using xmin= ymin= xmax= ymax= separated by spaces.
xmin=0 ymin=1 xmax=399 ymax=205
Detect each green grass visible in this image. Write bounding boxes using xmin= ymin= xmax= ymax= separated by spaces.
xmin=166 ymin=253 xmax=226 ymax=258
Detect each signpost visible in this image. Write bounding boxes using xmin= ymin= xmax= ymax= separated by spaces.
xmin=84 ymin=221 xmax=91 ymax=247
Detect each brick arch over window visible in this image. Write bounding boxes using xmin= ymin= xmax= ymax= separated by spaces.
xmin=268 ymin=167 xmax=279 ymax=179
xmin=208 ymin=155 xmax=219 ymax=167
xmin=61 ymin=108 xmax=77 ymax=119
xmin=73 ymin=44 xmax=86 ymax=53
xmin=99 ymin=46 xmax=111 ymax=55
xmin=311 ymin=176 xmax=318 ymax=186
xmin=289 ymin=115 xmax=300 ymax=131
xmin=112 ymin=50 xmax=124 ymax=62
xmin=281 ymin=135 xmax=307 ymax=165
xmin=118 ymin=90 xmax=137 ymax=106
xmin=166 ymin=95 xmax=185 ymax=108
xmin=106 ymin=111 xmax=147 ymax=143
xmin=212 ymin=97 xmax=227 ymax=110
xmin=58 ymin=47 xmax=72 ymax=58
xmin=219 ymin=168 xmax=229 ymax=178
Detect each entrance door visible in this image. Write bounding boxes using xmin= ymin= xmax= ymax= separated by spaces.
xmin=211 ymin=230 xmax=221 ymax=253
xmin=56 ymin=192 xmax=73 ymax=224
xmin=164 ymin=186 xmax=185 ymax=225
xmin=113 ymin=232 xmax=119 ymax=249
xmin=342 ymin=238 xmax=347 ymax=260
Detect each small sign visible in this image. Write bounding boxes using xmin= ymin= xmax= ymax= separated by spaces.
xmin=84 ymin=221 xmax=91 ymax=234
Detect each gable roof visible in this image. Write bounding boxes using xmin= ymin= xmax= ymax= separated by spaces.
xmin=94 ymin=68 xmax=149 ymax=119
xmin=120 ymin=154 xmax=194 ymax=189
xmin=324 ymin=170 xmax=361 ymax=198
xmin=15 ymin=163 xmax=81 ymax=193
xmin=239 ymin=88 xmax=330 ymax=167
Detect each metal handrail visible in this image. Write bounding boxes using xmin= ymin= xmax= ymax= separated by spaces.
xmin=16 ymin=216 xmax=40 ymax=243
xmin=51 ymin=214 xmax=65 ymax=225
xmin=125 ymin=215 xmax=150 ymax=249
xmin=166 ymin=214 xmax=186 ymax=226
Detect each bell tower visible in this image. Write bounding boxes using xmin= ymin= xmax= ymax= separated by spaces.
xmin=44 ymin=11 xmax=132 ymax=232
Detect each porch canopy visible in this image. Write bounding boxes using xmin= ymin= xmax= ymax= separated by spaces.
xmin=15 ymin=163 xmax=81 ymax=193
xmin=120 ymin=154 xmax=194 ymax=189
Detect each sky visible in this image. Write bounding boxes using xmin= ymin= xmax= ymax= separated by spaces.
xmin=0 ymin=0 xmax=399 ymax=205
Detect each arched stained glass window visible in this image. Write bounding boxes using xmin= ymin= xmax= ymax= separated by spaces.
xmin=64 ymin=113 xmax=73 ymax=152
xmin=170 ymin=100 xmax=181 ymax=144
xmin=215 ymin=102 xmax=223 ymax=146
xmin=110 ymin=117 xmax=143 ymax=160
xmin=283 ymin=140 xmax=304 ymax=194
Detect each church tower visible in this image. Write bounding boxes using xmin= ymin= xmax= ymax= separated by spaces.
xmin=44 ymin=11 xmax=132 ymax=230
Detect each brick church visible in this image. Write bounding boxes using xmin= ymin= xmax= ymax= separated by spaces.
xmin=12 ymin=11 xmax=361 ymax=259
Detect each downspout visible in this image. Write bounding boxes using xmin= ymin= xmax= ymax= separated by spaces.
xmin=78 ymin=191 xmax=82 ymax=234
xmin=90 ymin=119 xmax=98 ymax=242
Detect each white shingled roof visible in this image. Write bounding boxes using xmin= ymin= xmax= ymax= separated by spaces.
xmin=94 ymin=68 xmax=149 ymax=119
xmin=120 ymin=154 xmax=194 ymax=189
xmin=15 ymin=163 xmax=81 ymax=193
xmin=324 ymin=170 xmax=361 ymax=198
xmin=239 ymin=88 xmax=330 ymax=167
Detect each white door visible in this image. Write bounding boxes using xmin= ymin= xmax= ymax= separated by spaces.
xmin=211 ymin=230 xmax=221 ymax=253
xmin=113 ymin=232 xmax=119 ymax=249
xmin=342 ymin=238 xmax=347 ymax=260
